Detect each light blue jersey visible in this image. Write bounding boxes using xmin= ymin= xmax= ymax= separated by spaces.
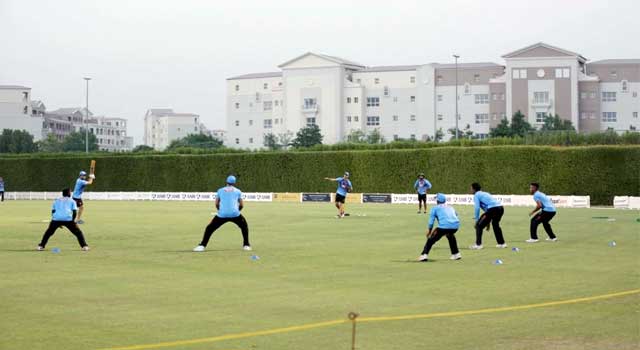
xmin=335 ymin=177 xmax=352 ymax=197
xmin=217 ymin=185 xmax=242 ymax=218
xmin=428 ymin=204 xmax=460 ymax=230
xmin=533 ymin=191 xmax=556 ymax=212
xmin=473 ymin=191 xmax=502 ymax=220
xmin=0 ymin=180 xmax=4 ymax=191
xmin=72 ymin=178 xmax=89 ymax=199
xmin=414 ymin=179 xmax=432 ymax=195
xmin=51 ymin=197 xmax=78 ymax=221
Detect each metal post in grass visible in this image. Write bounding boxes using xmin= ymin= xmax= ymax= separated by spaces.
xmin=348 ymin=312 xmax=359 ymax=350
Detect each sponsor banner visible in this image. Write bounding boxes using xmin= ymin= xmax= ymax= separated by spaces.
xmin=302 ymin=193 xmax=332 ymax=202
xmin=242 ymin=192 xmax=273 ymax=202
xmin=273 ymin=192 xmax=302 ymax=202
xmin=345 ymin=193 xmax=363 ymax=204
xmin=363 ymin=193 xmax=392 ymax=203
xmin=614 ymin=196 xmax=640 ymax=209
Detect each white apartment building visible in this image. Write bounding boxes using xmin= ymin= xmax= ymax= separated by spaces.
xmin=144 ymin=108 xmax=202 ymax=150
xmin=226 ymin=43 xmax=640 ymax=149
xmin=46 ymin=108 xmax=133 ymax=152
xmin=0 ymin=85 xmax=44 ymax=141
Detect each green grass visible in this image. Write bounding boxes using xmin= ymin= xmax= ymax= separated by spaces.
xmin=1 ymin=201 xmax=638 ymax=350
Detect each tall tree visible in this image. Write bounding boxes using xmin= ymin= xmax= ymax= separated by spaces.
xmin=278 ymin=131 xmax=294 ymax=150
xmin=132 ymin=145 xmax=155 ymax=152
xmin=291 ymin=125 xmax=323 ymax=148
xmin=37 ymin=134 xmax=64 ymax=152
xmin=434 ymin=128 xmax=444 ymax=142
xmin=366 ymin=129 xmax=385 ymax=144
xmin=166 ymin=133 xmax=223 ymax=150
xmin=541 ymin=114 xmax=575 ymax=131
xmin=490 ymin=118 xmax=512 ymax=137
xmin=346 ymin=129 xmax=366 ymax=143
xmin=263 ymin=133 xmax=281 ymax=150
xmin=0 ymin=129 xmax=37 ymax=153
xmin=62 ymin=131 xmax=99 ymax=152
xmin=510 ymin=110 xmax=534 ymax=137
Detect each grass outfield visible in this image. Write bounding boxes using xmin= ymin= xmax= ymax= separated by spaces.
xmin=1 ymin=201 xmax=638 ymax=350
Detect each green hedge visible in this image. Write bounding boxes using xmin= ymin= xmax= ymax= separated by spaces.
xmin=0 ymin=146 xmax=638 ymax=205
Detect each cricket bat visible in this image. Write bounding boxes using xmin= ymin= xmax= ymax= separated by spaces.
xmin=89 ymin=160 xmax=96 ymax=176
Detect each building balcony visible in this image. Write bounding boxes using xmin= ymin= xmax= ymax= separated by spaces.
xmin=531 ymin=98 xmax=553 ymax=109
xmin=302 ymin=104 xmax=318 ymax=113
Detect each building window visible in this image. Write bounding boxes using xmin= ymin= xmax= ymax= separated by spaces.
xmin=410 ymin=134 xmax=416 ymax=140
xmin=393 ymin=134 xmax=399 ymax=141
xmin=354 ymin=116 xmax=359 ymax=122
xmin=622 ymin=80 xmax=629 ymax=92
xmin=610 ymin=71 xmax=618 ymax=79
xmin=492 ymin=113 xmax=497 ymax=120
xmin=248 ymin=120 xmax=253 ymax=126
xmin=475 ymin=113 xmax=489 ymax=124
xmin=410 ymin=114 xmax=416 ymax=121
xmin=23 ymin=106 xmax=28 ymax=114
xmin=633 ymin=92 xmax=638 ymax=98
xmin=410 ymin=76 xmax=415 ymax=83
xmin=354 ymin=97 xmax=359 ymax=103
xmin=274 ymin=100 xmax=279 ymax=107
xmin=536 ymin=112 xmax=546 ymax=123
xmin=590 ymin=92 xmax=596 ymax=99
xmin=392 ymin=115 xmax=398 ymax=121
xmin=235 ymin=138 xmax=239 ymax=144
xmin=513 ymin=69 xmax=527 ymax=79
xmin=306 ymin=117 xmax=316 ymax=126
xmin=580 ymin=112 xmax=587 ymax=120
xmin=500 ymin=93 xmax=505 ymax=100
xmin=474 ymin=74 xmax=480 ymax=83
xmin=235 ymin=102 xmax=240 ymax=109
xmin=263 ymin=101 xmax=273 ymax=111
xmin=235 ymin=85 xmax=239 ymax=91
xmin=347 ymin=116 xmax=352 ymax=122
xmin=303 ymin=98 xmax=317 ymax=109
xmin=602 ymin=92 xmax=617 ymax=102
xmin=437 ymin=114 xmax=443 ymax=121
xmin=437 ymin=95 xmax=443 ymax=102
xmin=366 ymin=97 xmax=380 ymax=107
xmin=366 ymin=116 xmax=380 ymax=126
xmin=555 ymin=68 xmax=570 ymax=78
xmin=393 ymin=96 xmax=398 ymax=103
xmin=23 ymin=92 xmax=29 ymax=100
xmin=263 ymin=83 xmax=268 ymax=90
xmin=410 ymin=96 xmax=416 ymax=103
xmin=356 ymin=79 xmax=361 ymax=84
xmin=383 ymin=86 xmax=390 ymax=96
xmin=249 ymin=137 xmax=253 ymax=144
xmin=474 ymin=94 xmax=489 ymax=104
xmin=633 ymin=112 xmax=638 ymax=118
xmin=492 ymin=93 xmax=497 ymax=100
xmin=533 ymin=91 xmax=550 ymax=104
xmin=374 ymin=78 xmax=380 ymax=84
xmin=264 ymin=119 xmax=272 ymax=129
xmin=347 ymin=97 xmax=351 ymax=103
xmin=274 ymin=118 xmax=279 ymax=124
xmin=278 ymin=82 xmax=283 ymax=86
xmin=602 ymin=112 xmax=617 ymax=122
xmin=500 ymin=112 xmax=506 ymax=120
xmin=464 ymin=83 xmax=471 ymax=94
xmin=580 ymin=92 xmax=587 ymax=99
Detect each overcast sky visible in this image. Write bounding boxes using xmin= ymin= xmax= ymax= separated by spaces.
xmin=1 ymin=0 xmax=639 ymax=145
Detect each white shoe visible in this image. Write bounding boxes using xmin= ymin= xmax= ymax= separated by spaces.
xmin=450 ymin=253 xmax=462 ymax=260
xmin=36 ymin=245 xmax=44 ymax=251
xmin=81 ymin=246 xmax=90 ymax=251
xmin=418 ymin=254 xmax=428 ymax=262
xmin=469 ymin=244 xmax=483 ymax=250
xmin=496 ymin=243 xmax=508 ymax=248
xmin=546 ymin=238 xmax=558 ymax=242
xmin=193 ymin=245 xmax=205 ymax=252
xmin=243 ymin=245 xmax=252 ymax=251
xmin=525 ymin=239 xmax=539 ymax=243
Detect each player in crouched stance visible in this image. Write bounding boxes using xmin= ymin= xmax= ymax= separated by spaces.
xmin=193 ymin=175 xmax=251 ymax=252
xmin=37 ymin=188 xmax=90 ymax=251
xmin=418 ymin=193 xmax=461 ymax=262
xmin=527 ymin=182 xmax=558 ymax=243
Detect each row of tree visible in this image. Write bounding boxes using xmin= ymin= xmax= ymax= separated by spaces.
xmin=0 ymin=129 xmax=101 ymax=154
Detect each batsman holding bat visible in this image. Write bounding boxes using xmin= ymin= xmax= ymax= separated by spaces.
xmin=72 ymin=160 xmax=96 ymax=224
xmin=417 ymin=193 xmax=461 ymax=262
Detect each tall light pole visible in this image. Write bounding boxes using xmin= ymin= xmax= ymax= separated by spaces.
xmin=453 ymin=55 xmax=460 ymax=140
xmin=83 ymin=77 xmax=91 ymax=153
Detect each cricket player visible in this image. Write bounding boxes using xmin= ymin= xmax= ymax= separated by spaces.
xmin=0 ymin=177 xmax=4 ymax=202
xmin=72 ymin=171 xmax=95 ymax=224
xmin=193 ymin=175 xmax=251 ymax=252
xmin=37 ymin=188 xmax=90 ymax=251
xmin=527 ymin=182 xmax=558 ymax=243
xmin=324 ymin=171 xmax=353 ymax=218
xmin=413 ymin=173 xmax=432 ymax=214
xmin=470 ymin=182 xmax=507 ymax=249
xmin=418 ymin=193 xmax=461 ymax=262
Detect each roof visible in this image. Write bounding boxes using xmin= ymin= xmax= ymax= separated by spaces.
xmin=227 ymin=72 xmax=283 ymax=80
xmin=146 ymin=108 xmax=174 ymax=114
xmin=589 ymin=59 xmax=640 ymax=65
xmin=357 ymin=65 xmax=420 ymax=73
xmin=502 ymin=42 xmax=587 ymax=61
xmin=48 ymin=107 xmax=90 ymax=115
xmin=278 ymin=52 xmax=366 ymax=69
xmin=434 ymin=62 xmax=503 ymax=69
xmin=0 ymin=85 xmax=31 ymax=90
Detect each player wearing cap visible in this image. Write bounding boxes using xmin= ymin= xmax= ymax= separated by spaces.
xmin=527 ymin=182 xmax=558 ymax=243
xmin=37 ymin=188 xmax=90 ymax=251
xmin=470 ymin=182 xmax=507 ymax=249
xmin=193 ymin=175 xmax=251 ymax=252
xmin=418 ymin=193 xmax=461 ymax=262
xmin=413 ymin=173 xmax=432 ymax=214
xmin=324 ymin=171 xmax=353 ymax=218
xmin=72 ymin=170 xmax=95 ymax=224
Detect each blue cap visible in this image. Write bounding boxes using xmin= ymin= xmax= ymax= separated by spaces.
xmin=79 ymin=171 xmax=87 ymax=176
xmin=436 ymin=193 xmax=446 ymax=203
xmin=226 ymin=175 xmax=236 ymax=184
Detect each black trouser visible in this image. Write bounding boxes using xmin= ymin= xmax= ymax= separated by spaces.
xmin=0 ymin=191 xmax=4 ymax=201
xmin=476 ymin=206 xmax=505 ymax=245
xmin=200 ymin=215 xmax=250 ymax=247
xmin=39 ymin=221 xmax=88 ymax=248
xmin=421 ymin=228 xmax=459 ymax=255
xmin=530 ymin=211 xmax=556 ymax=240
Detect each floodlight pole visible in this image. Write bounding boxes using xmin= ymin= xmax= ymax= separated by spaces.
xmin=83 ymin=77 xmax=91 ymax=153
xmin=453 ymin=55 xmax=460 ymax=140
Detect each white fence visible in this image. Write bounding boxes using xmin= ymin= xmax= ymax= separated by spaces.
xmin=613 ymin=196 xmax=640 ymax=209
xmin=2 ymin=191 xmax=595 ymax=208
